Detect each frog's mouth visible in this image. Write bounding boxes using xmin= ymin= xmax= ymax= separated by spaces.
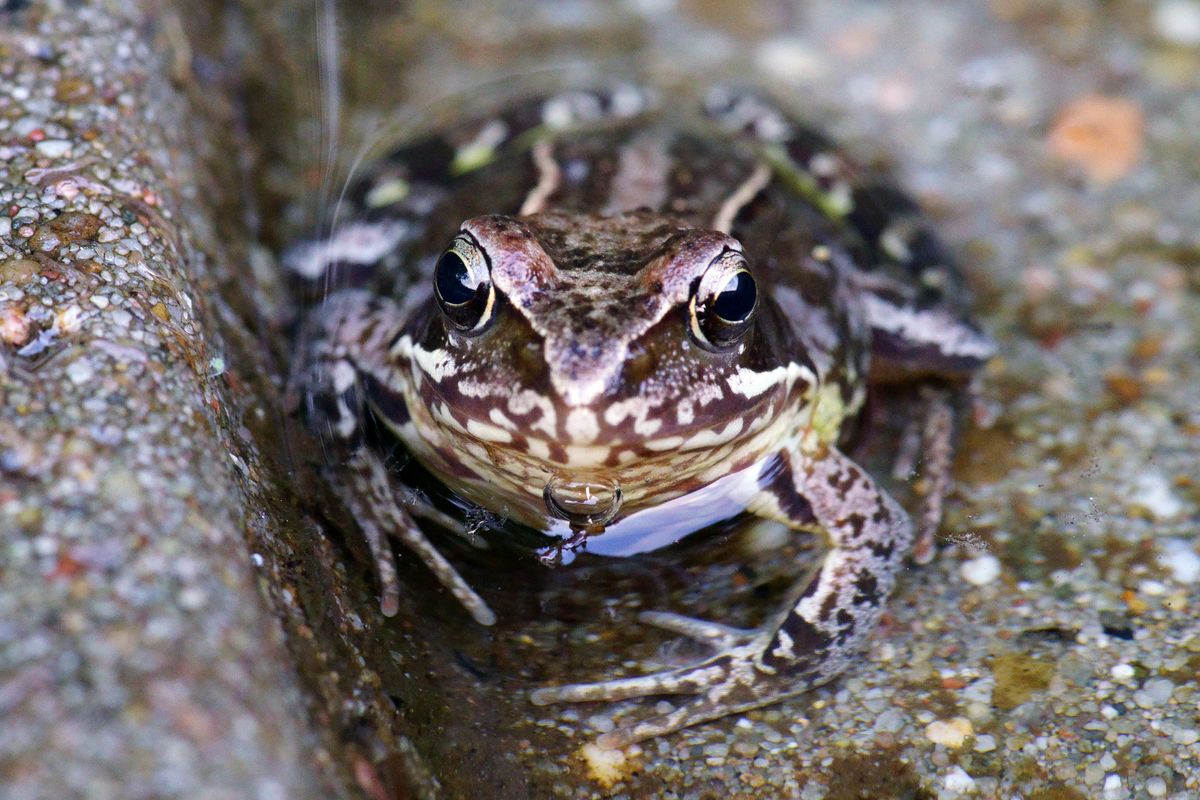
xmin=411 ymin=383 xmax=802 ymax=515
xmin=395 ymin=331 xmax=811 ymax=521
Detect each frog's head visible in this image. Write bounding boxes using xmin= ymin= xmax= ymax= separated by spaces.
xmin=406 ymin=210 xmax=809 ymax=510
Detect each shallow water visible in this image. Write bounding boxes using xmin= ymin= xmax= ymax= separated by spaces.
xmin=244 ymin=1 xmax=1200 ymax=797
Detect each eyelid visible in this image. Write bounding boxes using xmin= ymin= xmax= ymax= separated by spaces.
xmin=447 ymin=234 xmax=489 ymax=281
xmin=695 ymin=249 xmax=750 ymax=301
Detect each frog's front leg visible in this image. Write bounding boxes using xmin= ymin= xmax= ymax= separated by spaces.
xmin=290 ymin=290 xmax=496 ymax=625
xmin=530 ymin=437 xmax=912 ymax=748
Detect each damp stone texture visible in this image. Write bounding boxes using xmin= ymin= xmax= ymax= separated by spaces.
xmin=0 ymin=4 xmax=321 ymax=798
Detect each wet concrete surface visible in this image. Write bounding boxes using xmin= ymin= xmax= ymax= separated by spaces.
xmin=0 ymin=2 xmax=325 ymax=798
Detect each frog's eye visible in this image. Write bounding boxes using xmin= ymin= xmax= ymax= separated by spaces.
xmin=434 ymin=236 xmax=495 ymax=333
xmin=689 ymin=254 xmax=758 ymax=349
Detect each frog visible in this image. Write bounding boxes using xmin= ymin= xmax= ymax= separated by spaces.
xmin=286 ymin=85 xmax=994 ymax=748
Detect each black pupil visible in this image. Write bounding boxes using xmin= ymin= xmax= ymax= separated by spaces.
xmin=435 ymin=250 xmax=477 ymax=305
xmin=711 ymin=271 xmax=756 ymax=322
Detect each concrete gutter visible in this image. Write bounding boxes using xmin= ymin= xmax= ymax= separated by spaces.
xmin=0 ymin=3 xmax=326 ymax=797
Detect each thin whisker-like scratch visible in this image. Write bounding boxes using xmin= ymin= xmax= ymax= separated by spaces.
xmin=711 ymin=161 xmax=772 ymax=234
xmin=314 ymin=0 xmax=342 ymax=299
xmin=519 ymin=139 xmax=561 ymax=216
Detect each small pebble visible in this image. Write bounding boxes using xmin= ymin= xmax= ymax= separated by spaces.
xmin=1110 ymin=663 xmax=1135 ymax=681
xmin=925 ymin=716 xmax=973 ymax=748
xmin=960 ymin=554 xmax=1001 ymax=586
xmin=1131 ymin=471 xmax=1183 ymax=519
xmin=875 ymin=708 xmax=906 ymax=733
xmin=942 ymin=766 xmax=976 ymax=793
xmin=1155 ymin=0 xmax=1200 ymax=45
xmin=579 ymin=743 xmax=630 ymax=789
xmin=973 ymin=734 xmax=997 ymax=753
xmin=1103 ymin=774 xmax=1122 ymax=796
xmin=1138 ymin=579 xmax=1167 ymax=596
xmin=65 ymin=359 xmax=94 ymax=385
xmin=702 ymin=742 xmax=729 ymax=758
xmin=754 ymin=37 xmax=824 ymax=82
xmin=1147 ymin=776 xmax=1168 ymax=797
xmin=1048 ymin=95 xmax=1143 ymax=182
xmin=586 ymin=714 xmax=615 ymax=734
xmin=732 ymin=740 xmax=758 ymax=758
xmin=1159 ymin=539 xmax=1200 ymax=583
xmin=1134 ymin=678 xmax=1176 ymax=708
xmin=1173 ymin=728 xmax=1199 ymax=745
xmin=35 ymin=139 xmax=72 ymax=158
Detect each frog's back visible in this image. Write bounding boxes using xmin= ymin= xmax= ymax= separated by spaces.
xmin=333 ymin=90 xmax=950 ymax=295
xmin=290 ymin=86 xmax=990 ymax=384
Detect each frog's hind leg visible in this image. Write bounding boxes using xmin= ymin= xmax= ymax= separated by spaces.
xmin=532 ymin=439 xmax=912 ymax=747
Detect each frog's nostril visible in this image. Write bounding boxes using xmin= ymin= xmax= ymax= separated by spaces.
xmin=515 ymin=337 xmax=546 ymax=381
xmin=623 ymin=342 xmax=657 ymax=386
xmin=544 ymin=474 xmax=622 ymax=529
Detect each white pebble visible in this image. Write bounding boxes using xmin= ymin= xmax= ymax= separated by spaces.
xmin=960 ymin=554 xmax=1001 ymax=586
xmin=1131 ymin=471 xmax=1183 ymax=519
xmin=925 ymin=717 xmax=973 ymax=748
xmin=1147 ymin=776 xmax=1168 ymax=797
xmin=1138 ymin=579 xmax=1168 ymax=596
xmin=35 ymin=139 xmax=72 ymax=158
xmin=1103 ymin=774 xmax=1122 ymax=796
xmin=1135 ymin=678 xmax=1176 ymax=708
xmin=973 ymin=734 xmax=997 ymax=752
xmin=65 ymin=358 xmax=94 ymax=385
xmin=1159 ymin=539 xmax=1200 ymax=583
xmin=1155 ymin=0 xmax=1200 ymax=45
xmin=875 ymin=708 xmax=906 ymax=733
xmin=587 ymin=714 xmax=615 ymax=734
xmin=942 ymin=766 xmax=976 ymax=793
xmin=89 ymin=294 xmax=110 ymax=309
xmin=1173 ymin=728 xmax=1199 ymax=745
xmin=755 ymin=37 xmax=825 ymax=82
xmin=1110 ymin=663 xmax=1135 ymax=681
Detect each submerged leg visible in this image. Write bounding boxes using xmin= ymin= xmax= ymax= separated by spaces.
xmin=887 ymin=384 xmax=959 ymax=564
xmin=911 ymin=386 xmax=956 ymax=563
xmin=338 ymin=450 xmax=496 ymax=626
xmin=290 ymin=290 xmax=495 ymax=625
xmin=531 ymin=437 xmax=913 ymax=747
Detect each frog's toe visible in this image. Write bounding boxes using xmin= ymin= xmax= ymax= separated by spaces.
xmin=637 ymin=610 xmax=758 ymax=650
xmin=530 ymin=658 xmax=729 ymax=706
xmin=532 ymin=630 xmax=818 ymax=746
xmin=594 ymin=688 xmax=750 ymax=749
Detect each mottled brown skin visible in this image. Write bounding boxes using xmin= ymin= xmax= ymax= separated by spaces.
xmin=288 ymin=86 xmax=993 ymax=747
